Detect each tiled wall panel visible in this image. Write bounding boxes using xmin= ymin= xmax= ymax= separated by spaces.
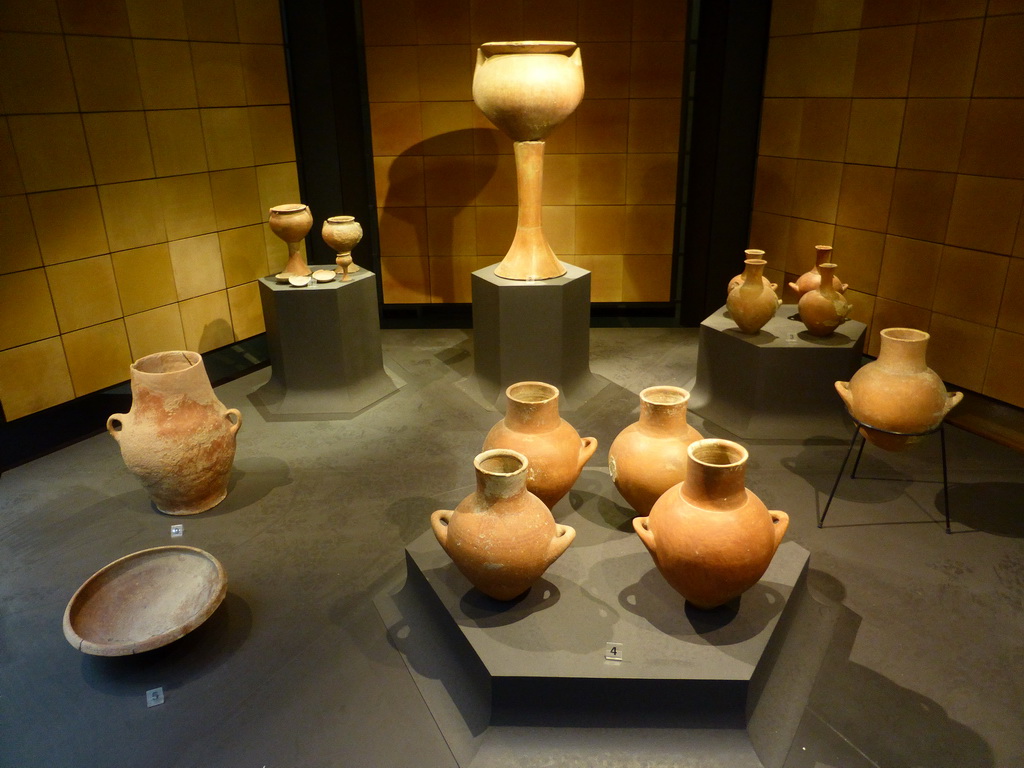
xmin=0 ymin=0 xmax=297 ymax=420
xmin=362 ymin=0 xmax=687 ymax=304
xmin=753 ymin=0 xmax=1024 ymax=408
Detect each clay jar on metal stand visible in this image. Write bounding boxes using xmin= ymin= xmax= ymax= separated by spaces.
xmin=634 ymin=439 xmax=789 ymax=610
xmin=107 ymin=351 xmax=242 ymax=515
xmin=431 ymin=449 xmax=576 ymax=601
xmin=725 ymin=258 xmax=781 ymax=334
xmin=483 ymin=381 xmax=597 ymax=508
xmin=798 ymin=262 xmax=852 ymax=336
xmin=608 ymin=386 xmax=703 ymax=516
xmin=472 ymin=41 xmax=584 ymax=280
xmin=836 ymin=327 xmax=963 ymax=451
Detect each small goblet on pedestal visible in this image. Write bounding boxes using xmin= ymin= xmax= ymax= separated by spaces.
xmin=268 ymin=204 xmax=313 ymax=278
xmin=322 ymin=216 xmax=363 ymax=281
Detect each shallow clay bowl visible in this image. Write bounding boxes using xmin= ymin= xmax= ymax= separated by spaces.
xmin=63 ymin=546 xmax=227 ymax=656
xmin=312 ymin=269 xmax=336 ymax=283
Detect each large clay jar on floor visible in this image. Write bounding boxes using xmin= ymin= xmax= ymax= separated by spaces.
xmin=726 ymin=258 xmax=781 ymax=334
xmin=608 ymin=386 xmax=703 ymax=517
xmin=788 ymin=244 xmax=848 ymax=298
xmin=633 ymin=439 xmax=789 ymax=610
xmin=836 ymin=328 xmax=963 ymax=451
xmin=431 ymin=449 xmax=576 ymax=601
xmin=107 ymin=351 xmax=242 ymax=515
xmin=483 ymin=381 xmax=597 ymax=508
xmin=798 ymin=263 xmax=852 ymax=336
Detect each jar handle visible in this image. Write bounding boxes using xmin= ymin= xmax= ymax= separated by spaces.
xmin=430 ymin=509 xmax=453 ymax=550
xmin=225 ymin=408 xmax=242 ymax=435
xmin=943 ymin=390 xmax=964 ymax=417
xmin=770 ymin=510 xmax=790 ymax=549
xmin=546 ymin=523 xmax=576 ymax=562
xmin=106 ymin=413 xmax=127 ymax=441
xmin=633 ymin=516 xmax=656 ymax=555
xmin=834 ymin=381 xmax=853 ymax=411
xmin=578 ymin=436 xmax=598 ymax=471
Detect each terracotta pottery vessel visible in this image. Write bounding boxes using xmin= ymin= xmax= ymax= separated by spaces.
xmin=727 ymin=249 xmax=771 ymax=294
xmin=473 ymin=41 xmax=584 ymax=281
xmin=836 ymin=328 xmax=963 ymax=451
xmin=107 ymin=351 xmax=242 ymax=515
xmin=321 ymin=215 xmax=363 ymax=281
xmin=269 ymin=203 xmax=313 ymax=277
xmin=482 ymin=381 xmax=597 ymax=509
xmin=798 ymin=263 xmax=852 ymax=336
xmin=608 ymin=386 xmax=703 ymax=517
xmin=63 ymin=546 xmax=227 ymax=656
xmin=725 ymin=258 xmax=781 ymax=334
xmin=788 ymin=244 xmax=848 ymax=298
xmin=634 ymin=439 xmax=789 ymax=610
xmin=431 ymin=449 xmax=576 ymax=601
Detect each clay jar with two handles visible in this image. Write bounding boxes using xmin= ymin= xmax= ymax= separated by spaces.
xmin=608 ymin=386 xmax=703 ymax=517
xmin=836 ymin=327 xmax=963 ymax=451
xmin=726 ymin=258 xmax=781 ymax=334
xmin=107 ymin=351 xmax=242 ymax=515
xmin=634 ymin=439 xmax=789 ymax=610
xmin=483 ymin=381 xmax=597 ymax=509
xmin=431 ymin=449 xmax=576 ymax=601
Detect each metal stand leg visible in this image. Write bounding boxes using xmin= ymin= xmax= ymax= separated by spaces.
xmin=940 ymin=424 xmax=951 ymax=534
xmin=819 ymin=428 xmax=861 ymax=528
xmin=850 ymin=430 xmax=867 ymax=479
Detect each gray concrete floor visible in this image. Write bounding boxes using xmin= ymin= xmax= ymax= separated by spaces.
xmin=1 ymin=328 xmax=1022 ymax=768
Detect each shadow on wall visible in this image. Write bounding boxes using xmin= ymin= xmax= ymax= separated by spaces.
xmin=383 ymin=128 xmax=501 ymax=298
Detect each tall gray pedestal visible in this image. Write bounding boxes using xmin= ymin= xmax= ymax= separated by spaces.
xmin=687 ymin=304 xmax=866 ymax=439
xmin=469 ymin=264 xmax=607 ymax=410
xmin=252 ymin=268 xmax=398 ymax=416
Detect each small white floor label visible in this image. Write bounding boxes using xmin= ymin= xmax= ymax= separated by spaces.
xmin=146 ymin=687 xmax=165 ymax=707
xmin=605 ymin=642 xmax=624 ymax=661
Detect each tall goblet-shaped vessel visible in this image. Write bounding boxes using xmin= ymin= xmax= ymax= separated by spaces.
xmin=473 ymin=41 xmax=584 ymax=280
xmin=322 ymin=215 xmax=363 ymax=281
xmin=268 ymin=204 xmax=313 ymax=278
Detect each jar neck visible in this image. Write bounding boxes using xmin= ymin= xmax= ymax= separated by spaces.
xmin=742 ymin=259 xmax=765 ymax=285
xmin=681 ymin=440 xmax=748 ymax=510
xmin=814 ymin=245 xmax=832 ymax=268
xmin=474 ymin=450 xmax=528 ymax=502
xmin=638 ymin=387 xmax=690 ymax=436
xmin=504 ymin=383 xmax=561 ymax=432
xmin=877 ymin=330 xmax=930 ymax=373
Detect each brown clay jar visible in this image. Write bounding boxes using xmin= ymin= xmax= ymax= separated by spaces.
xmin=107 ymin=351 xmax=242 ymax=515
xmin=836 ymin=328 xmax=963 ymax=451
xmin=482 ymin=381 xmax=597 ymax=508
xmin=788 ymin=244 xmax=848 ymax=298
xmin=797 ymin=263 xmax=852 ymax=336
xmin=431 ymin=449 xmax=576 ymax=601
xmin=727 ymin=249 xmax=771 ymax=294
xmin=634 ymin=439 xmax=789 ymax=610
xmin=725 ymin=258 xmax=781 ymax=334
xmin=269 ymin=203 xmax=313 ymax=277
xmin=608 ymin=386 xmax=703 ymax=517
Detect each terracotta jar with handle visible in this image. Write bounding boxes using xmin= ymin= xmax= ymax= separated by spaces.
xmin=608 ymin=386 xmax=703 ymax=517
xmin=788 ymin=244 xmax=848 ymax=298
xmin=798 ymin=263 xmax=852 ymax=336
xmin=107 ymin=351 xmax=242 ymax=515
xmin=727 ymin=249 xmax=773 ymax=294
xmin=431 ymin=449 xmax=576 ymax=601
xmin=725 ymin=258 xmax=781 ymax=334
xmin=836 ymin=327 xmax=963 ymax=451
xmin=483 ymin=381 xmax=597 ymax=509
xmin=633 ymin=439 xmax=789 ymax=610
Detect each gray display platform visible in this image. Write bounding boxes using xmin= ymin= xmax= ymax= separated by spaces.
xmin=375 ymin=469 xmax=826 ymax=768
xmin=252 ymin=268 xmax=399 ymax=416
xmin=466 ymin=263 xmax=609 ymax=411
xmin=687 ymin=304 xmax=866 ymax=440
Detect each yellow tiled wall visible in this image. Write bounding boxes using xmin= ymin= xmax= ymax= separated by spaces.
xmin=0 ymin=0 xmax=300 ymax=421
xmin=753 ymin=0 xmax=1024 ymax=407
xmin=361 ymin=0 xmax=687 ymax=304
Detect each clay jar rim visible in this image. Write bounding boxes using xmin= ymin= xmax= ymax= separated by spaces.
xmin=475 ymin=448 xmax=529 ymax=477
xmin=688 ymin=438 xmax=748 ymax=469
xmin=269 ymin=203 xmax=309 ymax=216
xmin=743 ymin=258 xmax=767 ymax=268
xmin=132 ymin=350 xmax=200 ymax=376
xmin=506 ymin=380 xmax=559 ymax=405
xmin=880 ymin=327 xmax=929 ymax=344
xmin=640 ymin=385 xmax=689 ymax=407
xmin=325 ymin=215 xmax=356 ymax=225
xmin=744 ymin=249 xmax=765 ymax=258
xmin=480 ymin=40 xmax=577 ymax=55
